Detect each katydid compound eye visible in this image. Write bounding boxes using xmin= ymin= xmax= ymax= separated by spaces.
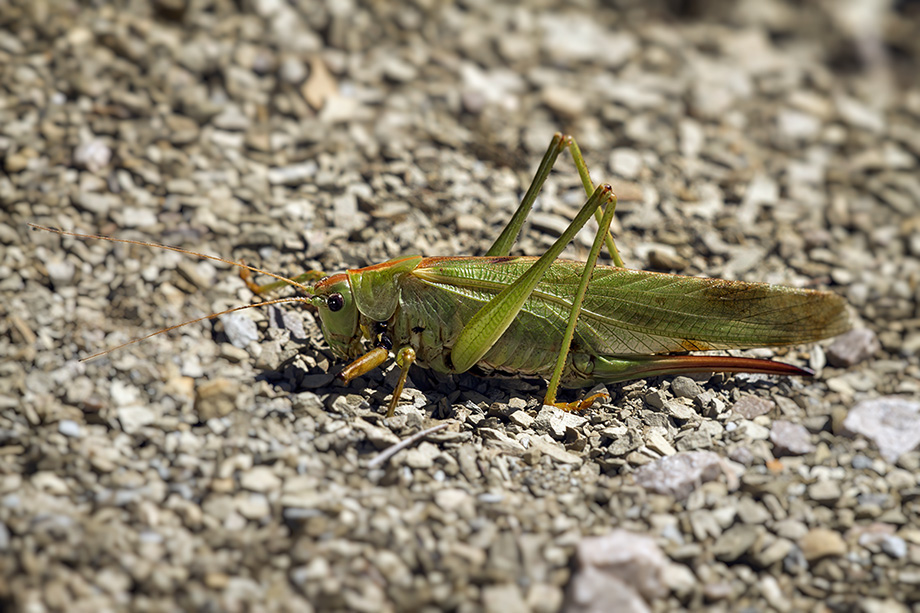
xmin=327 ymin=293 xmax=344 ymax=312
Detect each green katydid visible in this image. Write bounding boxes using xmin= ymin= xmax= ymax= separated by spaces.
xmin=30 ymin=133 xmax=851 ymax=417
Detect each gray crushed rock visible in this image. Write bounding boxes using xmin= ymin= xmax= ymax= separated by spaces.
xmin=566 ymin=530 xmax=668 ymax=613
xmin=827 ymin=328 xmax=881 ymax=368
xmin=843 ymin=397 xmax=920 ymax=463
xmin=799 ymin=528 xmax=848 ymax=562
xmin=770 ymin=420 xmax=817 ymax=456
xmin=732 ymin=395 xmax=775 ymax=419
xmin=634 ymin=451 xmax=727 ymax=500
xmin=219 ymin=312 xmax=261 ymax=349
xmin=3 ymin=0 xmax=916 ymax=611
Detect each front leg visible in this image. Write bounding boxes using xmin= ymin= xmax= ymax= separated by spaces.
xmin=336 ymin=343 xmax=417 ymax=418
xmin=338 ymin=347 xmax=391 ymax=384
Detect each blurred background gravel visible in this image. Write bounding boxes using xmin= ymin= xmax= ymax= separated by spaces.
xmin=1 ymin=0 xmax=919 ymax=611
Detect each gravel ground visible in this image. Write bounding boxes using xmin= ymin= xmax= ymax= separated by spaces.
xmin=2 ymin=0 xmax=919 ymax=611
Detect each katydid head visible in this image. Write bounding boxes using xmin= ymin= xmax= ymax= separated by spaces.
xmin=311 ymin=274 xmax=362 ymax=359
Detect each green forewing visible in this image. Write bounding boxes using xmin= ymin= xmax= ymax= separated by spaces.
xmin=411 ymin=257 xmax=849 ymax=356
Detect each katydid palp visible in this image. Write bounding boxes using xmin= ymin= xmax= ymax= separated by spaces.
xmin=30 ymin=133 xmax=851 ymax=417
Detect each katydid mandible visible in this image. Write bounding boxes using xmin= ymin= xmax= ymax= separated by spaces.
xmin=31 ymin=134 xmax=851 ymax=417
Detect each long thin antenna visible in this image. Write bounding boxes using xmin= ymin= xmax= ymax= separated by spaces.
xmin=80 ymin=297 xmax=311 ymax=362
xmin=28 ymin=224 xmax=316 ymax=295
xmin=29 ymin=223 xmax=322 ymax=362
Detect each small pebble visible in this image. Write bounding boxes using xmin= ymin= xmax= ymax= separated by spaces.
xmin=609 ymin=148 xmax=643 ymax=180
xmin=712 ymin=525 xmax=759 ymax=563
xmin=73 ymin=139 xmax=112 ymax=173
xmin=508 ymin=410 xmax=535 ymax=429
xmin=267 ymin=162 xmax=318 ymax=185
xmin=670 ymin=376 xmax=702 ymax=399
xmin=569 ymin=529 xmax=669 ymax=610
xmin=57 ymin=420 xmax=82 ymax=438
xmin=808 ymin=479 xmax=842 ymax=505
xmin=880 ymin=535 xmax=908 ymax=559
xmin=482 ymin=583 xmax=528 ymax=613
xmin=195 ymin=379 xmax=240 ymax=421
xmin=799 ymin=528 xmax=847 ymax=561
xmin=117 ymin=406 xmax=156 ymax=434
xmin=826 ymin=329 xmax=880 ymax=368
xmin=771 ymin=420 xmax=816 ymax=456
xmin=634 ymin=451 xmax=724 ymax=500
xmin=220 ymin=313 xmax=259 ymax=349
xmin=239 ymin=466 xmax=282 ymax=493
xmin=843 ymin=397 xmax=920 ymax=463
xmin=733 ymin=396 xmax=775 ymax=419
xmin=45 ymin=258 xmax=76 ymax=288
